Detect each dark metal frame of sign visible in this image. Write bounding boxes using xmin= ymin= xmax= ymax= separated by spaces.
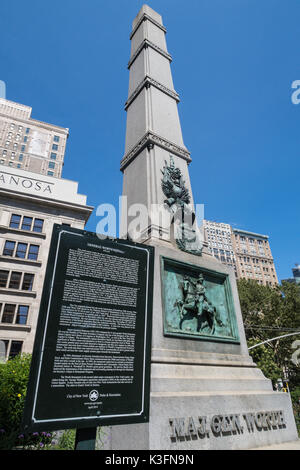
xmin=161 ymin=257 xmax=240 ymax=344
xmin=22 ymin=225 xmax=154 ymax=433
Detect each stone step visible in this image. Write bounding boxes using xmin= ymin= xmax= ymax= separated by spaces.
xmin=150 ymin=376 xmax=273 ymax=392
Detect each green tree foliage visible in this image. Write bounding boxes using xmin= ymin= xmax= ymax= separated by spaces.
xmin=237 ymin=279 xmax=300 ymax=372
xmin=247 ymin=338 xmax=282 ymax=385
xmin=237 ymin=279 xmax=300 ymax=430
xmin=238 ymin=279 xmax=300 ymax=386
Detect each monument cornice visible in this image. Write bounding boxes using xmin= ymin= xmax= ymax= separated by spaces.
xmin=128 ymin=38 xmax=172 ymax=69
xmin=130 ymin=13 xmax=167 ymax=40
xmin=120 ymin=131 xmax=191 ymax=171
xmin=125 ymin=75 xmax=180 ymax=110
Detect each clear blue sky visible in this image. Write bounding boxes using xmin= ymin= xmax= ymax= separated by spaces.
xmin=1 ymin=0 xmax=299 ymax=282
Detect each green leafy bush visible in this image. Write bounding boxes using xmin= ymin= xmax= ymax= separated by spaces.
xmin=0 ymin=354 xmax=53 ymax=450
xmin=54 ymin=429 xmax=76 ymax=450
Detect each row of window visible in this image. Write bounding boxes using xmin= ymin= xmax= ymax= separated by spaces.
xmin=3 ymin=240 xmax=39 ymax=261
xmin=2 ymin=148 xmax=58 ymax=162
xmin=0 ymin=160 xmax=55 ymax=176
xmin=210 ymin=242 xmax=232 ymax=250
xmin=4 ymin=141 xmax=27 ymax=152
xmin=9 ymin=123 xmax=30 ymax=133
xmin=0 ymin=270 xmax=34 ymax=291
xmin=215 ymin=254 xmax=234 ymax=264
xmin=0 ymin=303 xmax=29 ymax=325
xmin=7 ymin=126 xmax=60 ymax=143
xmin=237 ymin=236 xmax=267 ymax=246
xmin=213 ymin=248 xmax=234 ymax=257
xmin=239 ymin=256 xmax=274 ymax=267
xmin=9 ymin=214 xmax=44 ymax=232
xmin=2 ymin=149 xmax=24 ymax=160
xmin=0 ymin=160 xmax=22 ymax=168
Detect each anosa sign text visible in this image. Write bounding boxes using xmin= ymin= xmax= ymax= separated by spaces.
xmin=0 ymin=171 xmax=53 ymax=194
xmin=169 ymin=410 xmax=286 ymax=442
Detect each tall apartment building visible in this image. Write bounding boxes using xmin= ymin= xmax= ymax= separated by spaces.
xmin=0 ymin=98 xmax=66 ymax=178
xmin=203 ymin=220 xmax=278 ymax=286
xmin=232 ymin=228 xmax=278 ymax=286
xmin=202 ymin=219 xmax=237 ymax=275
xmin=0 ymin=97 xmax=93 ymax=360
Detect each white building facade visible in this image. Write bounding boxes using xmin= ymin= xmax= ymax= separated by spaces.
xmin=0 ymin=99 xmax=93 ymax=359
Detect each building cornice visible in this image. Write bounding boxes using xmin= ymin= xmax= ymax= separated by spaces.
xmin=128 ymin=38 xmax=172 ymax=69
xmin=233 ymin=228 xmax=269 ymax=239
xmin=120 ymin=131 xmax=191 ymax=171
xmin=0 ymin=112 xmax=69 ymax=135
xmin=0 ymin=188 xmax=94 ymax=221
xmin=130 ymin=13 xmax=166 ymax=41
xmin=125 ymin=75 xmax=179 ymax=111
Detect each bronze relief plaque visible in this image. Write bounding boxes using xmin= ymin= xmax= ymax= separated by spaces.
xmin=161 ymin=257 xmax=240 ymax=344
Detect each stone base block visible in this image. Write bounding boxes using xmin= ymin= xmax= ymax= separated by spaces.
xmin=110 ymin=389 xmax=298 ymax=450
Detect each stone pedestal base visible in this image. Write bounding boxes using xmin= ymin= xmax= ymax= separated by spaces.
xmin=108 ymin=240 xmax=298 ymax=450
xmin=110 ymin=363 xmax=297 ymax=450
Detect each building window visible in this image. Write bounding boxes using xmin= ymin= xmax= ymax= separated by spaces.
xmin=9 ymin=341 xmax=23 ymax=358
xmin=0 ymin=270 xmax=9 ymax=288
xmin=50 ymin=152 xmax=57 ymax=160
xmin=32 ymin=218 xmax=44 ymax=233
xmin=52 ymin=144 xmax=58 ymax=151
xmin=23 ymin=136 xmax=28 ymax=143
xmin=16 ymin=305 xmax=29 ymax=325
xmin=27 ymin=244 xmax=39 ymax=261
xmin=19 ymin=154 xmax=23 ymax=161
xmin=47 ymin=171 xmax=54 ymax=176
xmin=53 ymin=135 xmax=60 ymax=142
xmin=9 ymin=214 xmax=21 ymax=229
xmin=3 ymin=240 xmax=16 ymax=256
xmin=21 ymin=145 xmax=25 ymax=152
xmin=21 ymin=216 xmax=33 ymax=231
xmin=8 ymin=272 xmax=22 ymax=289
xmin=15 ymin=243 xmax=27 ymax=259
xmin=25 ymin=128 xmax=30 ymax=134
xmin=22 ymin=273 xmax=34 ymax=291
xmin=1 ymin=304 xmax=15 ymax=323
xmin=48 ymin=161 xmax=55 ymax=169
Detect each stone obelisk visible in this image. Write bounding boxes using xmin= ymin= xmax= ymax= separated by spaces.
xmin=112 ymin=5 xmax=298 ymax=450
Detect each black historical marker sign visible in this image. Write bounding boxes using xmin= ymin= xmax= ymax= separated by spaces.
xmin=23 ymin=225 xmax=154 ymax=432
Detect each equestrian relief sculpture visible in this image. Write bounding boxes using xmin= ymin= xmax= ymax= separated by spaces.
xmin=176 ymin=273 xmax=225 ymax=335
